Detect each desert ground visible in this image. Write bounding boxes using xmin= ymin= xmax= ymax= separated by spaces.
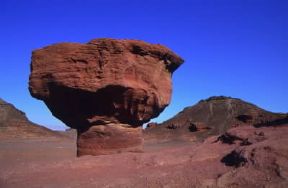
xmin=1 ymin=125 xmax=288 ymax=188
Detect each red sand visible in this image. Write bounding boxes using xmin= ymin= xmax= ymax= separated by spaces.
xmin=1 ymin=125 xmax=288 ymax=188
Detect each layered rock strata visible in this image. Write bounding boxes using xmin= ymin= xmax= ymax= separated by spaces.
xmin=29 ymin=38 xmax=183 ymax=156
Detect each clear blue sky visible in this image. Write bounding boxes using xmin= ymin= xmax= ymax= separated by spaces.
xmin=0 ymin=0 xmax=287 ymax=130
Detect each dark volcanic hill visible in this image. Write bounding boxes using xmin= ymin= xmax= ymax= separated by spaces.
xmin=145 ymin=96 xmax=288 ymax=142
xmin=0 ymin=98 xmax=63 ymax=140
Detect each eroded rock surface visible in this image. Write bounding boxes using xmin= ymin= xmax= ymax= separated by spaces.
xmin=29 ymin=38 xmax=183 ymax=156
xmin=145 ymin=96 xmax=288 ymax=142
xmin=0 ymin=98 xmax=62 ymax=140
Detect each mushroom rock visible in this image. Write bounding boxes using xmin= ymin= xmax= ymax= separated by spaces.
xmin=29 ymin=38 xmax=183 ymax=156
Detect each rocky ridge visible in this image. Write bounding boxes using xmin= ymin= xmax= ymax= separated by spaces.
xmin=145 ymin=96 xmax=288 ymax=142
xmin=0 ymin=98 xmax=62 ymax=140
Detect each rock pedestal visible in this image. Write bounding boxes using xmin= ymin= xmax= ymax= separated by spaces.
xmin=29 ymin=38 xmax=183 ymax=156
xmin=77 ymin=124 xmax=143 ymax=156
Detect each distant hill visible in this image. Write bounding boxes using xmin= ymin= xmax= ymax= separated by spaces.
xmin=145 ymin=96 xmax=288 ymax=142
xmin=0 ymin=98 xmax=65 ymax=140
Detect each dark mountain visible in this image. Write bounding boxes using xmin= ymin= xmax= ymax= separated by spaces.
xmin=145 ymin=96 xmax=288 ymax=142
xmin=0 ymin=98 xmax=64 ymax=140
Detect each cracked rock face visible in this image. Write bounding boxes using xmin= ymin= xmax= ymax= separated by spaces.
xmin=29 ymin=38 xmax=183 ymax=156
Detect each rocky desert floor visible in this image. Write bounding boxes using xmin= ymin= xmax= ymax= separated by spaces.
xmin=1 ymin=125 xmax=288 ymax=188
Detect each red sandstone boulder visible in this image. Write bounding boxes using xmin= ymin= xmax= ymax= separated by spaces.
xmin=29 ymin=38 xmax=183 ymax=156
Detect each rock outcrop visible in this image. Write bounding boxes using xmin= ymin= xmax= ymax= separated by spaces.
xmin=145 ymin=96 xmax=288 ymax=142
xmin=29 ymin=38 xmax=183 ymax=156
xmin=215 ymin=125 xmax=288 ymax=187
xmin=0 ymin=98 xmax=61 ymax=139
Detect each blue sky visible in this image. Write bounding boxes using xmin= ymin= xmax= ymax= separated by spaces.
xmin=0 ymin=0 xmax=287 ymax=130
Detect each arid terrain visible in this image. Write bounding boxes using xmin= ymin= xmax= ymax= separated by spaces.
xmin=145 ymin=96 xmax=288 ymax=143
xmin=1 ymin=125 xmax=288 ymax=188
xmin=1 ymin=0 xmax=287 ymax=187
xmin=1 ymin=97 xmax=288 ymax=188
